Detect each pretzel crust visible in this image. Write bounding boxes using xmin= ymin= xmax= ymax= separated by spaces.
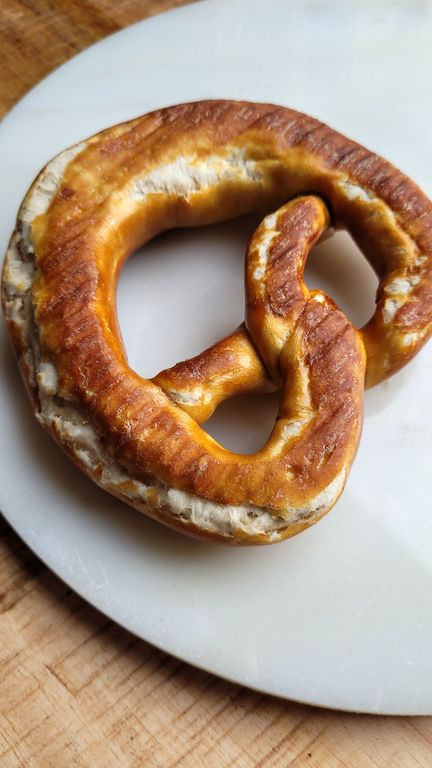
xmin=2 ymin=100 xmax=432 ymax=544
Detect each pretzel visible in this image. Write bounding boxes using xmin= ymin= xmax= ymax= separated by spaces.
xmin=2 ymin=100 xmax=432 ymax=545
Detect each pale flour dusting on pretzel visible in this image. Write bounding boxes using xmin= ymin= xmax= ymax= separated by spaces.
xmin=2 ymin=100 xmax=432 ymax=544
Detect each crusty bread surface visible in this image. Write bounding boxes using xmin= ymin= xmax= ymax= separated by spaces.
xmin=2 ymin=100 xmax=432 ymax=544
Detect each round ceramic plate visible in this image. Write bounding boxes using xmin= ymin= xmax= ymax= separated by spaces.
xmin=1 ymin=0 xmax=432 ymax=715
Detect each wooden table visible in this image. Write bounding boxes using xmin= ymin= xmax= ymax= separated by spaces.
xmin=1 ymin=2 xmax=431 ymax=765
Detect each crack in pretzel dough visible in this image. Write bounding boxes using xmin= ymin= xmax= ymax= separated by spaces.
xmin=130 ymin=148 xmax=263 ymax=200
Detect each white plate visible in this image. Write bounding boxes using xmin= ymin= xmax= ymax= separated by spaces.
xmin=1 ymin=0 xmax=432 ymax=715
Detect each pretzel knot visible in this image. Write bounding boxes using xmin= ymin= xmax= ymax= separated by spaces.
xmin=153 ymin=195 xmax=366 ymax=543
xmin=2 ymin=100 xmax=432 ymax=545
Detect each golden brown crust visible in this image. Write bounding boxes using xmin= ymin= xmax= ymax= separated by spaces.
xmin=153 ymin=326 xmax=274 ymax=424
xmin=2 ymin=100 xmax=432 ymax=544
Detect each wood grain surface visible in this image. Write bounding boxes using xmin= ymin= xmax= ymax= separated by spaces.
xmin=1 ymin=2 xmax=432 ymax=766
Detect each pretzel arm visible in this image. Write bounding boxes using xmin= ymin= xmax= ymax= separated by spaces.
xmin=153 ymin=325 xmax=274 ymax=424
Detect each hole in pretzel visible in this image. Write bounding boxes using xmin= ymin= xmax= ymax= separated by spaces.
xmin=305 ymin=230 xmax=378 ymax=328
xmin=117 ymin=212 xmax=262 ymax=378
xmin=204 ymin=390 xmax=280 ymax=454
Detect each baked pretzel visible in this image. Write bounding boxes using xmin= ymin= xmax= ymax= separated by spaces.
xmin=2 ymin=100 xmax=432 ymax=545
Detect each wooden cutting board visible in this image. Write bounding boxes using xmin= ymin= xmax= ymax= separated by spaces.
xmin=1 ymin=2 xmax=431 ymax=765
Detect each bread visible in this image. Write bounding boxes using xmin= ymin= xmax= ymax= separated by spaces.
xmin=2 ymin=100 xmax=432 ymax=544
